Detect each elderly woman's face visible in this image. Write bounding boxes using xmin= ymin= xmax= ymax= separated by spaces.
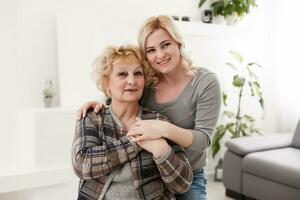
xmin=107 ymin=58 xmax=145 ymax=104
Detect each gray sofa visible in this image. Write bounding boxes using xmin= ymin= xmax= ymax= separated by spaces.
xmin=223 ymin=119 xmax=300 ymax=200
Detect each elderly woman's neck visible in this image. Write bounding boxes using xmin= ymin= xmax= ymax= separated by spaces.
xmin=110 ymin=102 xmax=140 ymax=128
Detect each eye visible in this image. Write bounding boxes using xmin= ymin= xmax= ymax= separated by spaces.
xmin=117 ymin=72 xmax=127 ymax=78
xmin=146 ymin=48 xmax=155 ymax=54
xmin=161 ymin=42 xmax=171 ymax=49
xmin=135 ymin=71 xmax=144 ymax=76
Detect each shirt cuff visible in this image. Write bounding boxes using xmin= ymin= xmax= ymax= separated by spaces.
xmin=154 ymin=145 xmax=172 ymax=165
xmin=125 ymin=136 xmax=142 ymax=152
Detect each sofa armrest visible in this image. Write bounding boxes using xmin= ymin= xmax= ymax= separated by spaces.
xmin=225 ymin=132 xmax=293 ymax=156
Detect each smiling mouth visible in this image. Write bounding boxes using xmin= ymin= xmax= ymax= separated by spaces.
xmin=124 ymin=89 xmax=138 ymax=92
xmin=157 ymin=58 xmax=171 ymax=65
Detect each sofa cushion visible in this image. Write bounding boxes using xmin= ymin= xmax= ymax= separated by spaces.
xmin=225 ymin=133 xmax=292 ymax=156
xmin=292 ymin=120 xmax=300 ymax=148
xmin=242 ymin=147 xmax=300 ymax=189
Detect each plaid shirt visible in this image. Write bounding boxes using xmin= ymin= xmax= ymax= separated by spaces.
xmin=72 ymin=107 xmax=192 ymax=200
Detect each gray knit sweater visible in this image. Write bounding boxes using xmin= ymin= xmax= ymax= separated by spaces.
xmin=141 ymin=67 xmax=221 ymax=170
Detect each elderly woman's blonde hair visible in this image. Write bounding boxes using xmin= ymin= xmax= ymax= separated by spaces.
xmin=138 ymin=15 xmax=195 ymax=76
xmin=92 ymin=44 xmax=153 ymax=97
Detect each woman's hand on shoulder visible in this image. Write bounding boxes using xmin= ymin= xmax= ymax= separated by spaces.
xmin=77 ymin=101 xmax=105 ymax=120
xmin=127 ymin=118 xmax=171 ymax=142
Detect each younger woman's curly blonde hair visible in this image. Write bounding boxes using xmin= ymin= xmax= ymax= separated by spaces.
xmin=92 ymin=44 xmax=154 ymax=97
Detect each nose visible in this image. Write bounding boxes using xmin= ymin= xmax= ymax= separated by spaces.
xmin=127 ymin=74 xmax=136 ymax=85
xmin=156 ymin=49 xmax=165 ymax=59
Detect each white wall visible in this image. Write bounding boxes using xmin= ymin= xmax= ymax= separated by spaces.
xmin=17 ymin=0 xmax=64 ymax=108
xmin=274 ymin=0 xmax=300 ymax=131
xmin=56 ymin=0 xmax=208 ymax=107
xmin=2 ymin=0 xmax=298 ymax=198
xmin=0 ymin=0 xmax=19 ymax=170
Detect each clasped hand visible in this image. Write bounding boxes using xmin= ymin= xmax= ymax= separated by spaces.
xmin=127 ymin=118 xmax=169 ymax=142
xmin=127 ymin=118 xmax=171 ymax=159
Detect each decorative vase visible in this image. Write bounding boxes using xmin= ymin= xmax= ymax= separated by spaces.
xmin=226 ymin=13 xmax=239 ymax=25
xmin=212 ymin=15 xmax=226 ymax=25
xmin=214 ymin=158 xmax=223 ymax=181
xmin=43 ymin=98 xmax=53 ymax=108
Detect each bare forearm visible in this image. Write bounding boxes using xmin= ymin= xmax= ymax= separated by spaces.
xmin=165 ymin=124 xmax=193 ymax=148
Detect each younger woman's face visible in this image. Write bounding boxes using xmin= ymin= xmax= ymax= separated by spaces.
xmin=108 ymin=58 xmax=145 ymax=105
xmin=145 ymin=28 xmax=181 ymax=74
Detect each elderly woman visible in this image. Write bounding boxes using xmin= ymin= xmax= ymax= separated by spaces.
xmin=72 ymin=44 xmax=192 ymax=200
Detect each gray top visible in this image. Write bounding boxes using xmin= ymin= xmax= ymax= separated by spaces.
xmin=104 ymin=163 xmax=136 ymax=200
xmin=141 ymin=67 xmax=221 ymax=170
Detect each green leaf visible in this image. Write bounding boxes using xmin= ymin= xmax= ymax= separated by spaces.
xmin=254 ymin=129 xmax=263 ymax=135
xmin=243 ymin=115 xmax=255 ymax=122
xmin=222 ymin=92 xmax=228 ymax=106
xmin=253 ymin=81 xmax=261 ymax=88
xmin=212 ymin=125 xmax=226 ymax=144
xmin=248 ymin=82 xmax=255 ymax=96
xmin=212 ymin=140 xmax=220 ymax=158
xmin=198 ymin=0 xmax=207 ymax=8
xmin=223 ymin=111 xmax=235 ymax=118
xmin=233 ymin=75 xmax=245 ymax=87
xmin=247 ymin=67 xmax=259 ymax=80
xmin=226 ymin=62 xmax=237 ymax=70
xmin=248 ymin=62 xmax=262 ymax=68
xmin=211 ymin=1 xmax=227 ymax=16
xmin=229 ymin=51 xmax=243 ymax=64
xmin=259 ymin=98 xmax=264 ymax=110
xmin=253 ymin=82 xmax=263 ymax=100
xmin=226 ymin=122 xmax=235 ymax=129
xmin=241 ymin=128 xmax=248 ymax=136
xmin=240 ymin=123 xmax=248 ymax=130
xmin=212 ymin=125 xmax=227 ymax=158
xmin=228 ymin=126 xmax=235 ymax=136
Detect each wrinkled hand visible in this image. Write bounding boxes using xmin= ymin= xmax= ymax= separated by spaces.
xmin=136 ymin=138 xmax=169 ymax=159
xmin=127 ymin=118 xmax=170 ymax=142
xmin=77 ymin=101 xmax=104 ymax=120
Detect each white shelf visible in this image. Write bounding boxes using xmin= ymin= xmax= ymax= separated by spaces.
xmin=175 ymin=21 xmax=245 ymax=38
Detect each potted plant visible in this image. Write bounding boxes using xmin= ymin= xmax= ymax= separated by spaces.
xmin=199 ymin=0 xmax=257 ymax=25
xmin=212 ymin=51 xmax=264 ymax=158
xmin=43 ymin=78 xmax=55 ymax=108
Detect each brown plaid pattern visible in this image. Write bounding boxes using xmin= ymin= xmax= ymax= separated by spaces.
xmin=72 ymin=107 xmax=192 ymax=200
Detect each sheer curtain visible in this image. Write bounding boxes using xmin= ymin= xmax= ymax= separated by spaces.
xmin=275 ymin=0 xmax=300 ymax=131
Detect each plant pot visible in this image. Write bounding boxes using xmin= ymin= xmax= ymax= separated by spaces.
xmin=43 ymin=98 xmax=53 ymax=108
xmin=226 ymin=13 xmax=239 ymax=25
xmin=212 ymin=15 xmax=226 ymax=25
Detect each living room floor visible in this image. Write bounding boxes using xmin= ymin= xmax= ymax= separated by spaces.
xmin=207 ymin=178 xmax=234 ymax=200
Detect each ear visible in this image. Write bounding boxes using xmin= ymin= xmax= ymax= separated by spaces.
xmin=106 ymin=88 xmax=111 ymax=97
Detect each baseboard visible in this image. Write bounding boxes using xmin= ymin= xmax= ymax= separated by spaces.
xmin=225 ymin=189 xmax=257 ymax=200
xmin=226 ymin=189 xmax=245 ymax=200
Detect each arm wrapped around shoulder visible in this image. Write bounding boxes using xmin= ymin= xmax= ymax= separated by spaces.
xmin=188 ymin=72 xmax=221 ymax=153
